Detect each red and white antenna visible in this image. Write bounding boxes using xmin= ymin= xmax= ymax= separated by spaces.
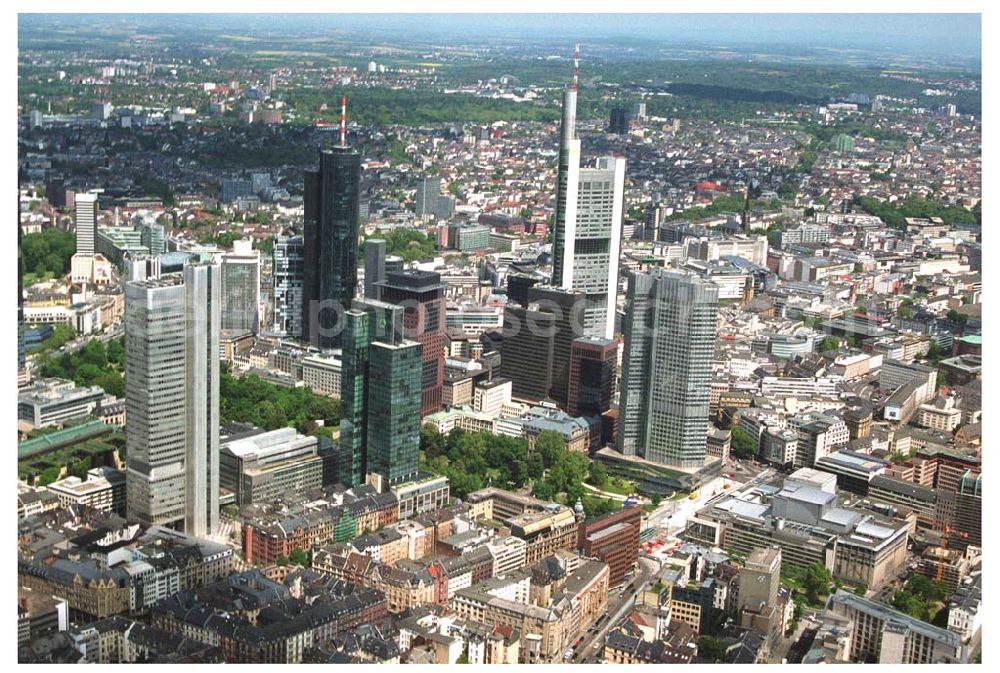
xmin=339 ymin=95 xmax=347 ymax=145
xmin=572 ymin=42 xmax=580 ymax=92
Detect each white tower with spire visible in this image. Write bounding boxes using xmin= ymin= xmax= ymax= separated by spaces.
xmin=551 ymin=43 xmax=625 ymax=340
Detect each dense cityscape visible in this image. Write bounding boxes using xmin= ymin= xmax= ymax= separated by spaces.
xmin=15 ymin=13 xmax=982 ymax=665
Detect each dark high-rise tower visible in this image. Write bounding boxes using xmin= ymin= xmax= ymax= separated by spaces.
xmin=377 ymin=270 xmax=446 ymax=416
xmin=608 ymin=107 xmax=630 ymax=135
xmin=363 ymin=238 xmax=386 ymax=300
xmin=303 ymin=96 xmax=361 ymax=350
xmin=568 ymin=336 xmax=617 ymax=417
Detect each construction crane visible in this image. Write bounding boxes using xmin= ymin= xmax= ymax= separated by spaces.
xmin=936 ymin=523 xmax=969 ymax=583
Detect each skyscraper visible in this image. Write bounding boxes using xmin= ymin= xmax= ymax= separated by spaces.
xmin=551 ymin=45 xmax=625 ymax=340
xmin=302 ymin=97 xmax=361 ymax=349
xmin=272 ymin=234 xmax=304 ymax=337
xmin=140 ymin=220 xmax=166 ymax=256
xmin=617 ymin=269 xmax=718 ymax=469
xmin=70 ymin=192 xmax=98 ymax=283
xmin=363 ymin=238 xmax=386 ymax=300
xmin=414 ymin=176 xmax=442 ymax=220
xmin=496 ymin=285 xmax=585 ymax=405
xmin=219 ymin=240 xmax=261 ymax=334
xmin=124 ymin=263 xmax=220 ymax=537
xmin=339 ymin=298 xmax=422 ymax=489
xmin=75 ymin=192 xmax=97 ymax=256
xmin=376 ymin=269 xmax=446 ymax=416
xmin=608 ymin=106 xmax=630 ymax=135
xmin=567 ymin=336 xmax=617 ymax=417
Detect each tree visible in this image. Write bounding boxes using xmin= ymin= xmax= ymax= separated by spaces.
xmin=730 ymin=426 xmax=758 ymax=460
xmin=275 ymin=555 xmax=290 ymax=566
xmin=853 ymin=583 xmax=868 ymax=596
xmin=526 ymin=452 xmax=544 ymax=481
xmin=587 ymin=460 xmax=608 ymax=488
xmin=818 ymin=336 xmax=840 ymax=352
xmin=534 ymin=430 xmax=565 ymax=469
xmin=697 ymin=636 xmax=729 ymax=662
xmin=288 ymin=547 xmax=310 ymax=567
xmin=803 ymin=563 xmax=833 ymax=605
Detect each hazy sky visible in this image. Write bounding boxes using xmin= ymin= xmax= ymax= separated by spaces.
xmin=21 ymin=13 xmax=982 ymax=62
xmin=259 ymin=13 xmax=982 ymax=60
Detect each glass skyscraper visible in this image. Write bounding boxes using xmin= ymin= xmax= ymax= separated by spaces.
xmin=617 ymin=269 xmax=719 ymax=469
xmin=339 ymin=298 xmax=422 ymax=489
xmin=271 ymin=234 xmax=304 ymax=337
xmin=303 ymin=145 xmax=361 ymax=349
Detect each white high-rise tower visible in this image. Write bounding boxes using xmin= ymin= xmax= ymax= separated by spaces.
xmin=125 ymin=262 xmax=220 ymax=537
xmin=551 ymin=44 xmax=624 ymax=340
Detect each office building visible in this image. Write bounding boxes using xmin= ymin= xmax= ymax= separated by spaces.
xmin=377 ymin=270 xmax=446 ymax=416
xmin=448 ymin=222 xmax=491 ymax=252
xmin=340 ymin=299 xmax=422 ymax=489
xmin=414 ymin=176 xmax=442 ymax=219
xmin=46 ymin=466 xmax=126 ymax=514
xmin=17 ymin=378 xmax=106 ymax=429
xmin=497 ymin=285 xmax=585 ymax=406
xmin=75 ymin=192 xmax=97 ymax=256
xmin=567 ymin=336 xmax=617 ymax=417
xmin=219 ymin=427 xmax=327 ymax=505
xmin=363 ymin=238 xmax=386 ymax=299
xmin=577 ymin=505 xmax=642 ymax=586
xmin=739 ymin=547 xmax=782 ymax=638
xmin=617 ymin=269 xmax=719 ymax=469
xmin=139 ymin=221 xmax=166 ymax=256
xmin=271 ymin=234 xmax=304 ymax=337
xmin=301 ymin=352 xmax=342 ymax=397
xmin=302 ymin=132 xmax=361 ymax=349
xmin=826 ymin=590 xmax=966 ymax=663
xmin=70 ymin=192 xmax=98 ymax=283
xmin=608 ymin=106 xmax=629 ymax=135
xmin=951 ymin=470 xmax=981 ymax=550
xmin=124 ymin=263 xmax=220 ymax=537
xmin=219 ymin=240 xmax=261 ymax=333
xmin=550 ymin=49 xmax=625 ymax=340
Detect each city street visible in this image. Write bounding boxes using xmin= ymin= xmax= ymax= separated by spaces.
xmin=570 ymin=556 xmax=661 ymax=663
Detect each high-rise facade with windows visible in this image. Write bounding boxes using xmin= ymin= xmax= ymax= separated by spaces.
xmin=551 ymin=46 xmax=624 ymax=340
xmin=71 ymin=192 xmax=99 ymax=283
xmin=376 ymin=270 xmax=445 ymax=416
xmin=302 ymin=145 xmax=361 ymax=349
xmin=271 ymin=234 xmax=304 ymax=337
xmin=363 ymin=238 xmax=386 ymax=300
xmin=219 ymin=240 xmax=261 ymax=334
xmin=617 ymin=269 xmax=718 ymax=469
xmin=340 ymin=299 xmax=422 ymax=489
xmin=124 ymin=263 xmax=220 ymax=537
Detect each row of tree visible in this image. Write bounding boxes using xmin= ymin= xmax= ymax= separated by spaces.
xmin=219 ymin=369 xmax=340 ymax=434
xmin=37 ymin=338 xmax=126 ymax=397
xmin=21 ymin=228 xmax=76 ymax=279
xmin=419 ymin=426 xmax=621 ymax=518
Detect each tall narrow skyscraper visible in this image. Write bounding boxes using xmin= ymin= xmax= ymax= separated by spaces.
xmin=71 ymin=192 xmax=98 ymax=283
xmin=125 ymin=263 xmax=220 ymax=537
xmin=550 ymin=45 xmax=625 ymax=340
xmin=303 ymin=96 xmax=361 ymax=349
xmin=617 ymin=269 xmax=718 ymax=469
xmin=363 ymin=238 xmax=386 ymax=300
xmin=219 ymin=240 xmax=261 ymax=334
xmin=272 ymin=234 xmax=304 ymax=337
xmin=414 ymin=176 xmax=442 ymax=220
xmin=339 ymin=298 xmax=422 ymax=489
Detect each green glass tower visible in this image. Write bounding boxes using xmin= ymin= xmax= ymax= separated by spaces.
xmin=339 ymin=298 xmax=421 ymax=488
